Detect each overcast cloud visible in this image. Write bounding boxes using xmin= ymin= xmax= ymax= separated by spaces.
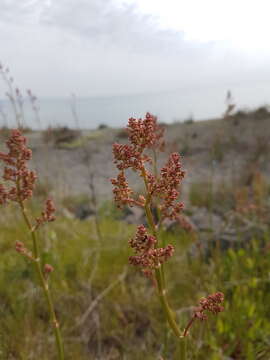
xmin=0 ymin=0 xmax=270 ymax=101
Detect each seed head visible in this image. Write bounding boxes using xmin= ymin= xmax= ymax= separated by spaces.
xmin=127 ymin=112 xmax=165 ymax=152
xmin=15 ymin=241 xmax=33 ymax=260
xmin=183 ymin=292 xmax=225 ymax=336
xmin=0 ymin=130 xmax=56 ymax=226
xmin=156 ymin=152 xmax=185 ymax=220
xmin=111 ymin=171 xmax=145 ymax=208
xmin=194 ymin=292 xmax=224 ymax=321
xmin=129 ymin=225 xmax=174 ymax=275
xmin=44 ymin=263 xmax=54 ymax=274
xmin=111 ymin=113 xmax=184 ymax=272
xmin=0 ymin=129 xmax=37 ymax=203
xmin=36 ymin=198 xmax=56 ymax=226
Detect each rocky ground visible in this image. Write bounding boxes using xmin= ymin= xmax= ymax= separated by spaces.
xmin=1 ymin=110 xmax=270 ymax=252
xmin=4 ymin=109 xmax=267 ymax=200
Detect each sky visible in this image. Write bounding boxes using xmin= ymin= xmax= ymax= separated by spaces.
xmin=1 ymin=0 xmax=270 ymax=102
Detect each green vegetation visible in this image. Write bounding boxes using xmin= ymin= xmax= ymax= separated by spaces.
xmin=0 ymin=201 xmax=270 ymax=359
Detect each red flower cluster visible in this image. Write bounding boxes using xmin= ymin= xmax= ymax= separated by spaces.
xmin=0 ymin=129 xmax=56 ymax=225
xmin=193 ymin=292 xmax=224 ymax=321
xmin=156 ymin=152 xmax=185 ymax=220
xmin=129 ymin=224 xmax=156 ymax=252
xmin=111 ymin=113 xmax=185 ymax=221
xmin=111 ymin=172 xmax=135 ymax=207
xmin=143 ymin=153 xmax=185 ymax=216
xmin=111 ymin=113 xmax=185 ymax=272
xmin=127 ymin=112 xmax=165 ymax=152
xmin=112 ymin=143 xmax=149 ymax=171
xmin=183 ymin=292 xmax=224 ymax=336
xmin=0 ymin=129 xmax=36 ymax=203
xmin=112 ymin=113 xmax=164 ymax=173
xmin=36 ymin=199 xmax=56 ymax=226
xmin=129 ymin=225 xmax=174 ymax=272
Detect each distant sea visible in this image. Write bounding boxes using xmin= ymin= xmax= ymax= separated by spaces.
xmin=0 ymin=83 xmax=269 ymax=129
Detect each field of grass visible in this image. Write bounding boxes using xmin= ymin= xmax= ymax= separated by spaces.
xmin=0 ymin=195 xmax=270 ymax=359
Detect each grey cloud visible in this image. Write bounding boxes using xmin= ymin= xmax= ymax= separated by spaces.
xmin=1 ymin=0 xmax=43 ymax=23
xmin=1 ymin=0 xmax=206 ymax=58
xmin=39 ymin=0 xmax=203 ymax=56
xmin=0 ymin=0 xmax=213 ymax=63
xmin=0 ymin=0 xmax=268 ymax=100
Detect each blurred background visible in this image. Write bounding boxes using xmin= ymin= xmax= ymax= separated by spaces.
xmin=1 ymin=0 xmax=270 ymax=128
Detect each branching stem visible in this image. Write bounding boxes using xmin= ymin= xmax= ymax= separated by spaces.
xmin=141 ymin=168 xmax=186 ymax=358
xmin=16 ymin=181 xmax=64 ymax=360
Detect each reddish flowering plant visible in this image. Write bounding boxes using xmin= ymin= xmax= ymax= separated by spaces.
xmin=0 ymin=130 xmax=36 ymax=203
xmin=36 ymin=198 xmax=56 ymax=226
xmin=128 ymin=224 xmax=174 ymax=272
xmin=0 ymin=130 xmax=56 ymax=226
xmin=0 ymin=129 xmax=64 ymax=360
xmin=111 ymin=113 xmax=187 ymax=339
xmin=112 ymin=113 xmax=185 ymax=219
xmin=156 ymin=152 xmax=185 ymax=220
xmin=127 ymin=112 xmax=165 ymax=152
xmin=111 ymin=113 xmax=224 ymax=355
xmin=183 ymin=292 xmax=225 ymax=337
xmin=111 ymin=113 xmax=185 ymax=275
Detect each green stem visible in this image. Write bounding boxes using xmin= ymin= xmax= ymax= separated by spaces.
xmin=17 ymin=187 xmax=64 ymax=359
xmin=178 ymin=337 xmax=187 ymax=359
xmin=154 ymin=266 xmax=182 ymax=338
xmin=141 ymin=169 xmax=184 ymax=342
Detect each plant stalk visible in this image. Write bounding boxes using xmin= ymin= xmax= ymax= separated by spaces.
xmin=17 ymin=186 xmax=64 ymax=360
xmin=141 ymin=168 xmax=186 ymax=358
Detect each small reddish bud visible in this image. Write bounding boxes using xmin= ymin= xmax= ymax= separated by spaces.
xmin=44 ymin=264 xmax=54 ymax=274
xmin=138 ymin=195 xmax=146 ymax=206
xmin=15 ymin=241 xmax=24 ymax=253
xmin=15 ymin=241 xmax=33 ymax=260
